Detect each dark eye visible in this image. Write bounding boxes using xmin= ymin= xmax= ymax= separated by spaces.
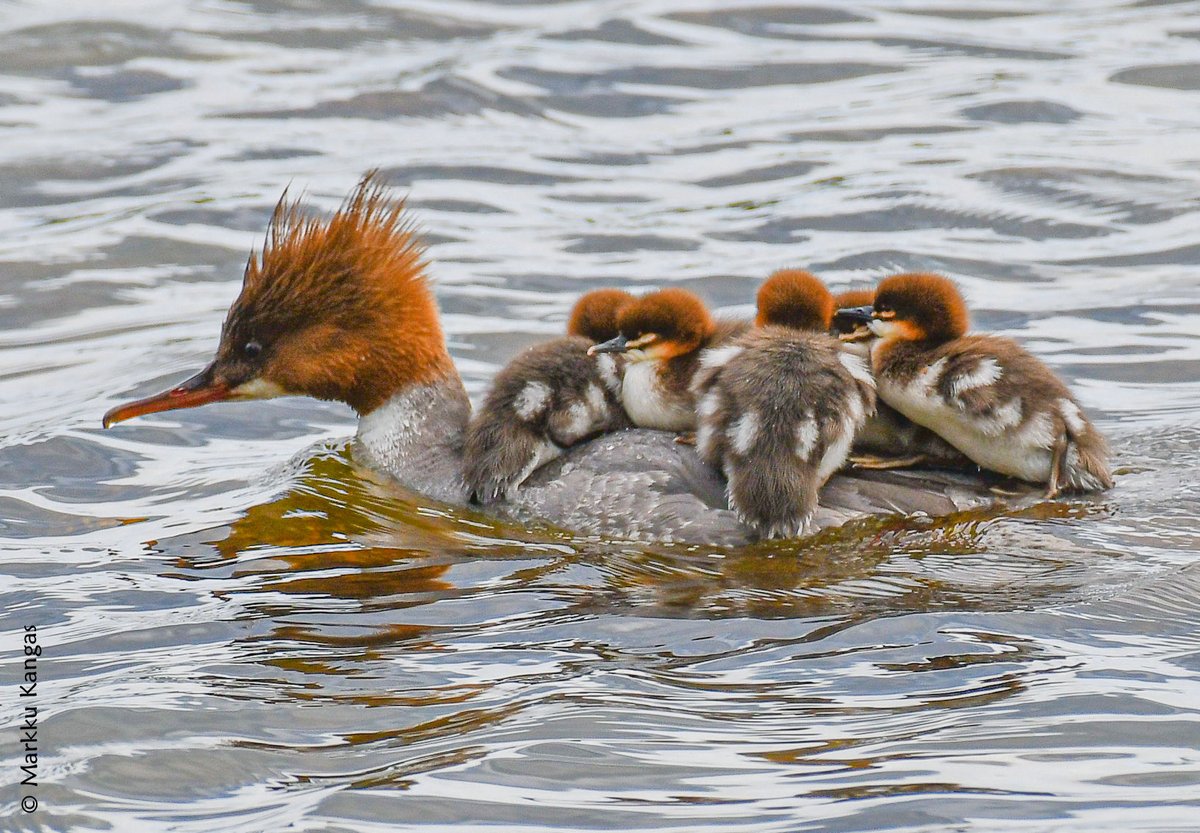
xmin=243 ymin=340 xmax=263 ymax=359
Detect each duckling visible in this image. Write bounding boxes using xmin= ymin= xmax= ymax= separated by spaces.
xmin=589 ymin=288 xmax=745 ymax=432
xmin=463 ymin=288 xmax=635 ymax=503
xmin=838 ymin=272 xmax=1112 ymax=497
xmin=689 ymin=270 xmax=876 ymax=539
xmin=831 ymin=287 xmax=971 ymax=471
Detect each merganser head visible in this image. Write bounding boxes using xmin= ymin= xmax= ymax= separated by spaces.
xmin=838 ymin=272 xmax=969 ymax=345
xmin=588 ymin=288 xmax=713 ymax=362
xmin=754 ymin=269 xmax=833 ymax=332
xmin=103 ymin=172 xmax=454 ymax=427
xmin=566 ymin=287 xmax=635 ymax=343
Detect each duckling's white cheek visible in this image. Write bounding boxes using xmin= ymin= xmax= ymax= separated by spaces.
xmin=868 ymin=319 xmax=899 ymax=338
xmin=232 ymin=378 xmax=289 ymax=400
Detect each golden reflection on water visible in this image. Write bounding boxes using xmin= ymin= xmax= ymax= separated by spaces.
xmin=148 ymin=442 xmax=1118 ymax=638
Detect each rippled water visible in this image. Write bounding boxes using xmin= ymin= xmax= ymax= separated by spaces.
xmin=2 ymin=1 xmax=1200 ymax=830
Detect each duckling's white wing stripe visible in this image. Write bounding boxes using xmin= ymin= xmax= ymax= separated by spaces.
xmin=730 ymin=411 xmax=760 ymax=455
xmin=1058 ymin=398 xmax=1086 ymax=435
xmin=699 ymin=344 xmax=744 ymax=370
xmin=948 ymin=357 xmax=1001 ymax=397
xmin=514 ymin=381 xmax=551 ymax=420
xmin=794 ymin=416 xmax=818 ymax=460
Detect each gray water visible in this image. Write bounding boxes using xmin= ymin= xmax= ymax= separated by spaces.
xmin=2 ymin=1 xmax=1200 ymax=831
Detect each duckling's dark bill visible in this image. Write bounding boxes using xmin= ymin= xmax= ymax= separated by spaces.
xmin=587 ymin=334 xmax=628 ymax=355
xmin=835 ymin=305 xmax=875 ymax=324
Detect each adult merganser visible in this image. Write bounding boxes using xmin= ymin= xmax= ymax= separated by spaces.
xmin=839 ymin=272 xmax=1113 ymax=497
xmin=833 ymin=287 xmax=970 ymax=471
xmin=102 ymin=174 xmax=1014 ymax=546
xmin=689 ymin=270 xmax=876 ymax=538
xmin=463 ymin=289 xmax=634 ymax=503
xmin=588 ymin=288 xmax=747 ymax=432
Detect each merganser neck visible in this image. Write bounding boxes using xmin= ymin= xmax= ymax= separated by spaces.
xmin=354 ymin=375 xmax=471 ymax=505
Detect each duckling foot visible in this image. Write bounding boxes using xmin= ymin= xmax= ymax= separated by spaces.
xmin=988 ymin=482 xmax=1027 ymax=497
xmin=849 ymin=453 xmax=928 ymax=470
xmin=674 ymin=432 xmax=697 ymax=446
xmin=1044 ymin=436 xmax=1065 ymax=500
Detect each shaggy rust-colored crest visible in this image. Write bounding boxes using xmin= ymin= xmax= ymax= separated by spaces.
xmin=874 ymin=272 xmax=970 ymax=343
xmin=617 ymin=288 xmax=714 ymax=355
xmin=218 ymin=172 xmax=454 ymax=414
xmin=755 ymin=269 xmax=834 ymax=332
xmin=567 ymin=288 xmax=635 ymax=343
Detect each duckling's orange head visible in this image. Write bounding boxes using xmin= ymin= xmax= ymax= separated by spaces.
xmin=103 ymin=172 xmax=453 ymax=427
xmin=831 ymin=288 xmax=876 ymax=313
xmin=588 ymin=288 xmax=713 ymax=360
xmin=566 ymin=287 xmax=635 ymax=343
xmin=754 ymin=269 xmax=833 ymax=332
xmin=867 ymin=272 xmax=969 ymax=343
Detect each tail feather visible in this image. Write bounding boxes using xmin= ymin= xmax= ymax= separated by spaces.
xmin=1064 ymin=428 xmax=1113 ymax=492
xmin=1059 ymin=401 xmax=1113 ymax=493
xmin=726 ymin=460 xmax=817 ymax=540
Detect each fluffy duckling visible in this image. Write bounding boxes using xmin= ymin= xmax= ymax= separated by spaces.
xmin=690 ymin=270 xmax=876 ymax=539
xmin=839 ymin=272 xmax=1112 ymax=497
xmin=589 ymin=288 xmax=745 ymax=432
xmin=463 ymin=288 xmax=635 ymax=503
xmin=831 ymin=287 xmax=970 ymax=471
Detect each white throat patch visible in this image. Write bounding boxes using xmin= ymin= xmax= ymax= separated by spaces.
xmin=231 ymin=377 xmax=288 ymax=400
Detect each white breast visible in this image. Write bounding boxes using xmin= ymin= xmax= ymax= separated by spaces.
xmin=621 ymin=361 xmax=695 ymax=431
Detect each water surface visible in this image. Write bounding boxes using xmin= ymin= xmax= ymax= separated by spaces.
xmin=2 ymin=1 xmax=1200 ymax=831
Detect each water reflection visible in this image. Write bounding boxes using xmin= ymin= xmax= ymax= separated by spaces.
xmin=153 ymin=442 xmax=1122 ymax=640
